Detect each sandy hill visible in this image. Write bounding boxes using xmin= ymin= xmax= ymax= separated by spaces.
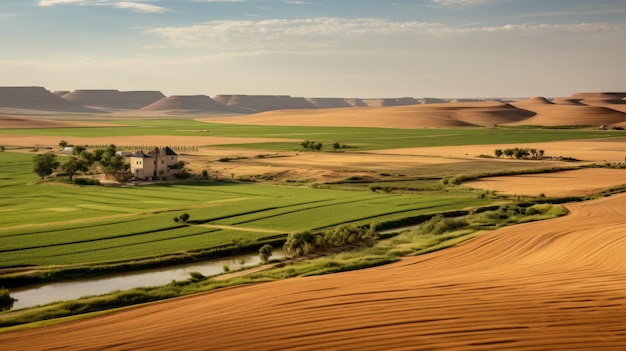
xmin=62 ymin=90 xmax=165 ymax=110
xmin=510 ymin=96 xmax=626 ymax=127
xmin=564 ymin=92 xmax=626 ymax=113
xmin=0 ymin=87 xmax=99 ymax=113
xmin=209 ymin=101 xmax=535 ymax=128
xmin=305 ymin=98 xmax=353 ymax=108
xmin=361 ymin=98 xmax=420 ymax=107
xmin=139 ymin=95 xmax=245 ymax=114
xmin=213 ymin=95 xmax=318 ymax=112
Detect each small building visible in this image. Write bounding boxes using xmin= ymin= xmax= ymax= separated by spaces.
xmin=63 ymin=147 xmax=74 ymax=155
xmin=130 ymin=146 xmax=178 ymax=180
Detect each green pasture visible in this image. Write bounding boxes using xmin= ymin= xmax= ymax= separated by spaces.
xmin=0 ymin=152 xmax=492 ymax=267
xmin=1 ymin=119 xmax=622 ymax=151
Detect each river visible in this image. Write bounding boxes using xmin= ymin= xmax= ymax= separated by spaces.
xmin=9 ymin=249 xmax=284 ymax=310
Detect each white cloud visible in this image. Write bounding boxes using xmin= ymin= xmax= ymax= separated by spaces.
xmin=431 ymin=0 xmax=497 ymax=8
xmin=37 ymin=0 xmax=169 ymax=13
xmin=114 ymin=2 xmax=169 ymax=13
xmin=146 ymin=17 xmax=622 ymax=51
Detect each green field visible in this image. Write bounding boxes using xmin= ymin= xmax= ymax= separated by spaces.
xmin=0 ymin=151 xmax=491 ymax=267
xmin=2 ymin=120 xmax=620 ymax=269
xmin=1 ymin=119 xmax=622 ymax=151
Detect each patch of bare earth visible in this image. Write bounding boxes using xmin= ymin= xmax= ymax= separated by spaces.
xmin=3 ymin=194 xmax=626 ymax=350
xmin=463 ymin=168 xmax=626 ymax=197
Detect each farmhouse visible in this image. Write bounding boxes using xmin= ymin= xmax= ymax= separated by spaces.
xmin=130 ymin=146 xmax=178 ymax=180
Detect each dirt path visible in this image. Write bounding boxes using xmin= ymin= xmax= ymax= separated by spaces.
xmin=2 ymin=194 xmax=626 ymax=349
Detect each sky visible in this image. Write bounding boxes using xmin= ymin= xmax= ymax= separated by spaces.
xmin=0 ymin=0 xmax=625 ymax=98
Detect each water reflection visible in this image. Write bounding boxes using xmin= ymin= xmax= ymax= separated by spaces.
xmin=10 ymin=249 xmax=283 ymax=310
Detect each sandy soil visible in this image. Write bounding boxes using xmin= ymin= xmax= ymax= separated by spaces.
xmin=373 ymin=138 xmax=626 ymax=163
xmin=2 ymin=194 xmax=626 ymax=350
xmin=463 ymin=168 xmax=626 ymax=197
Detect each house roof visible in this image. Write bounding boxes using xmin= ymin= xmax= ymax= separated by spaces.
xmin=132 ymin=150 xmax=152 ymax=158
xmin=164 ymin=146 xmax=178 ymax=156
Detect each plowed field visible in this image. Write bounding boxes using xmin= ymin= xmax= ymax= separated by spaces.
xmin=3 ymin=194 xmax=626 ymax=350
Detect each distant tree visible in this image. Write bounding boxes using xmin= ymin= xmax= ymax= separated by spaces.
xmin=0 ymin=146 xmax=4 ymax=152
xmin=538 ymin=150 xmax=545 ymax=159
xmin=58 ymin=140 xmax=68 ymax=149
xmin=513 ymin=148 xmax=530 ymax=159
xmin=72 ymin=145 xmax=86 ymax=156
xmin=504 ymin=148 xmax=514 ymax=158
xmin=60 ymin=156 xmax=89 ymax=181
xmin=529 ymin=148 xmax=537 ymax=159
xmin=173 ymin=213 xmax=190 ymax=223
xmin=259 ymin=244 xmax=273 ymax=264
xmin=32 ymin=152 xmax=59 ymax=179
xmin=300 ymin=140 xmax=311 ymax=149
xmin=100 ymin=154 xmax=125 ymax=174
xmin=494 ymin=149 xmax=503 ymax=158
xmin=79 ymin=150 xmax=95 ymax=166
xmin=313 ymin=142 xmax=323 ymax=151
xmin=332 ymin=142 xmax=341 ymax=152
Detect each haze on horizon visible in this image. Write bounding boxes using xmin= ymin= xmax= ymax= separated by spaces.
xmin=1 ymin=0 xmax=624 ymax=98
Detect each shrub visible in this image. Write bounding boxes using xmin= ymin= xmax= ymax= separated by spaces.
xmin=259 ymin=244 xmax=273 ymax=264
xmin=0 ymin=289 xmax=16 ymax=309
xmin=419 ymin=215 xmax=469 ymax=235
xmin=73 ymin=177 xmax=101 ymax=186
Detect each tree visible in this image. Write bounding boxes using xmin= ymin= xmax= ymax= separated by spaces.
xmin=33 ymin=152 xmax=59 ymax=179
xmin=283 ymin=230 xmax=318 ymax=258
xmin=60 ymin=156 xmax=89 ymax=181
xmin=173 ymin=213 xmax=190 ymax=223
xmin=494 ymin=149 xmax=503 ymax=158
xmin=58 ymin=140 xmax=68 ymax=149
xmin=259 ymin=244 xmax=273 ymax=264
xmin=332 ymin=142 xmax=341 ymax=152
xmin=504 ymin=148 xmax=514 ymax=158
xmin=100 ymin=154 xmax=125 ymax=175
xmin=72 ymin=145 xmax=86 ymax=155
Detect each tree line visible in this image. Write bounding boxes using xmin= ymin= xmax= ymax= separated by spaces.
xmin=33 ymin=142 xmax=126 ymax=181
xmin=494 ymin=147 xmax=545 ymax=160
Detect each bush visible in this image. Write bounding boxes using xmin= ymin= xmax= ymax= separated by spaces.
xmin=73 ymin=178 xmax=101 ymax=186
xmin=419 ymin=215 xmax=469 ymax=235
xmin=0 ymin=289 xmax=16 ymax=309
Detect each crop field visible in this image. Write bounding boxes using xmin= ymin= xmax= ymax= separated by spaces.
xmin=1 ymin=119 xmax=622 ymax=151
xmin=0 ymin=151 xmax=492 ymax=267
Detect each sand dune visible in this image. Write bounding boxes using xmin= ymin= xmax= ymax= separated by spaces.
xmin=139 ymin=95 xmax=245 ymax=114
xmin=510 ymin=97 xmax=626 ymax=126
xmin=3 ymin=194 xmax=626 ymax=350
xmin=0 ymin=87 xmax=99 ymax=113
xmin=206 ymin=105 xmax=476 ymax=128
xmin=213 ymin=95 xmax=318 ymax=111
xmin=361 ymin=97 xmax=420 ymax=107
xmin=305 ymin=97 xmax=353 ymax=108
xmin=208 ymin=102 xmax=535 ymax=128
xmin=62 ymin=90 xmax=165 ymax=110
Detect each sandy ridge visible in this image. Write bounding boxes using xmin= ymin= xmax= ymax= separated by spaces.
xmin=3 ymin=194 xmax=626 ymax=350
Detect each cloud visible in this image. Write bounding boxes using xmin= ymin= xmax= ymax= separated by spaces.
xmin=114 ymin=2 xmax=169 ymax=13
xmin=37 ymin=0 xmax=169 ymax=13
xmin=146 ymin=17 xmax=622 ymax=51
xmin=431 ymin=0 xmax=497 ymax=8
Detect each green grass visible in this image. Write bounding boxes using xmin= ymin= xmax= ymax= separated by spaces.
xmin=1 ymin=119 xmax=622 ymax=151
xmin=0 ymin=152 xmax=493 ymax=268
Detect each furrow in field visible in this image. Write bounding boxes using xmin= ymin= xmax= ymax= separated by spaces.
xmin=3 ymin=194 xmax=626 ymax=349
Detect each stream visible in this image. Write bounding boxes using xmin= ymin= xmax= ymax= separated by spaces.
xmin=9 ymin=249 xmax=284 ymax=310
